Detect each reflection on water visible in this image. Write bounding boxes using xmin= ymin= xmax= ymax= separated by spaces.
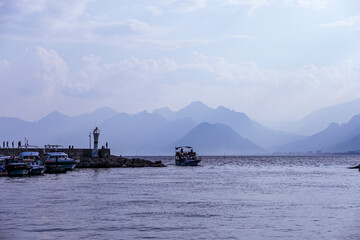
xmin=1 ymin=156 xmax=360 ymax=240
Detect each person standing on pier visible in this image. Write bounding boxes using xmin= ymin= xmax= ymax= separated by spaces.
xmin=106 ymin=142 xmax=108 ymax=149
xmin=12 ymin=141 xmax=14 ymax=148
xmin=6 ymin=141 xmax=9 ymax=148
xmin=2 ymin=141 xmax=4 ymax=148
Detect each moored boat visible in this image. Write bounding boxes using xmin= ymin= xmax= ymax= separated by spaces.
xmin=19 ymin=152 xmax=46 ymax=175
xmin=44 ymin=152 xmax=78 ymax=170
xmin=175 ymin=146 xmax=201 ymax=166
xmin=5 ymin=157 xmax=31 ymax=176
xmin=0 ymin=155 xmax=7 ymax=176
xmin=45 ymin=165 xmax=67 ymax=174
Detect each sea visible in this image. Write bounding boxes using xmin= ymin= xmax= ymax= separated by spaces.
xmin=1 ymin=155 xmax=360 ymax=240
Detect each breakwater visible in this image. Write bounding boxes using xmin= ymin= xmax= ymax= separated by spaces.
xmin=77 ymin=155 xmax=165 ymax=168
xmin=0 ymin=148 xmax=165 ymax=168
xmin=0 ymin=148 xmax=110 ymax=158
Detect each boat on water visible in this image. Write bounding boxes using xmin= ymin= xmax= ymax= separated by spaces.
xmin=19 ymin=152 xmax=46 ymax=175
xmin=44 ymin=152 xmax=78 ymax=170
xmin=0 ymin=155 xmax=8 ymax=176
xmin=175 ymin=146 xmax=201 ymax=166
xmin=5 ymin=157 xmax=31 ymax=176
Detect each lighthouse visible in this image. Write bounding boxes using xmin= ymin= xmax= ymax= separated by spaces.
xmin=92 ymin=127 xmax=100 ymax=157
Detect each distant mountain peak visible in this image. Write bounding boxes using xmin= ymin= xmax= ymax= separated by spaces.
xmin=41 ymin=111 xmax=70 ymax=120
xmin=93 ymin=106 xmax=117 ymax=113
xmin=173 ymin=122 xmax=265 ymax=155
xmin=136 ymin=110 xmax=150 ymax=116
xmin=186 ymin=101 xmax=209 ymax=109
xmin=327 ymin=122 xmax=340 ymax=129
xmin=216 ymin=105 xmax=228 ymax=111
xmin=155 ymin=106 xmax=171 ymax=112
xmin=179 ymin=101 xmax=211 ymax=113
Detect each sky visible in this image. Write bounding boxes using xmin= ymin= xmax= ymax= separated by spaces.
xmin=0 ymin=0 xmax=359 ymax=122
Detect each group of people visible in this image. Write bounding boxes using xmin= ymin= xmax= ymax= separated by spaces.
xmin=1 ymin=140 xmax=22 ymax=148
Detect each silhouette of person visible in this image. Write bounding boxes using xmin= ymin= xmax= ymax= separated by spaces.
xmin=106 ymin=142 xmax=108 ymax=148
xmin=12 ymin=141 xmax=14 ymax=148
xmin=6 ymin=141 xmax=8 ymax=148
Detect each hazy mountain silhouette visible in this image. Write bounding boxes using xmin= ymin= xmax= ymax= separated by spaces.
xmin=172 ymin=122 xmax=266 ymax=155
xmin=264 ymin=98 xmax=360 ymax=136
xmin=0 ymin=107 xmax=119 ymax=147
xmin=329 ymin=135 xmax=360 ymax=152
xmin=0 ymin=117 xmax=32 ymax=143
xmin=154 ymin=101 xmax=304 ymax=149
xmin=279 ymin=114 xmax=360 ymax=152
xmin=3 ymin=101 xmax=360 ymax=155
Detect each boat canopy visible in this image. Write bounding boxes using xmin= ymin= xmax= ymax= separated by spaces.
xmin=175 ymin=146 xmax=193 ymax=150
xmin=19 ymin=152 xmax=40 ymax=157
xmin=45 ymin=152 xmax=68 ymax=157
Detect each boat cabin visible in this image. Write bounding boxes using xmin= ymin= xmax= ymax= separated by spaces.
xmin=19 ymin=152 xmax=40 ymax=160
xmin=175 ymin=146 xmax=197 ymax=160
xmin=44 ymin=152 xmax=69 ymax=161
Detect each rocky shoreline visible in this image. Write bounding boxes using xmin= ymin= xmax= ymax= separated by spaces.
xmin=76 ymin=155 xmax=166 ymax=168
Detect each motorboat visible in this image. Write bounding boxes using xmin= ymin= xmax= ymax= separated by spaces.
xmin=5 ymin=157 xmax=31 ymax=176
xmin=44 ymin=152 xmax=78 ymax=170
xmin=175 ymin=146 xmax=201 ymax=166
xmin=19 ymin=152 xmax=46 ymax=175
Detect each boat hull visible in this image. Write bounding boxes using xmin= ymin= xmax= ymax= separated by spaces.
xmin=29 ymin=167 xmax=46 ymax=175
xmin=7 ymin=169 xmax=30 ymax=176
xmin=175 ymin=160 xmax=201 ymax=166
xmin=45 ymin=162 xmax=77 ymax=170
xmin=45 ymin=165 xmax=67 ymax=174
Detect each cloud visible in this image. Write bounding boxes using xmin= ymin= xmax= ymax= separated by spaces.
xmin=319 ymin=14 xmax=360 ymax=29
xmin=223 ymin=0 xmax=274 ymax=14
xmin=0 ymin=0 xmax=211 ymax=50
xmin=16 ymin=47 xmax=69 ymax=99
xmin=0 ymin=59 xmax=10 ymax=69
xmin=1 ymin=45 xmax=359 ymax=120
xmin=226 ymin=34 xmax=253 ymax=39
xmin=284 ymin=0 xmax=328 ymax=9
xmin=65 ymin=52 xmax=360 ymax=118
xmin=223 ymin=0 xmax=328 ymax=13
xmin=16 ymin=0 xmax=91 ymax=21
xmin=172 ymin=0 xmax=208 ymax=13
xmin=146 ymin=6 xmax=163 ymax=16
xmin=91 ymin=18 xmax=171 ymax=37
xmin=0 ymin=47 xmax=96 ymax=99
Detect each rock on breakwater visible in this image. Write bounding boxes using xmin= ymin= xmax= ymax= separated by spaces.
xmin=76 ymin=155 xmax=166 ymax=168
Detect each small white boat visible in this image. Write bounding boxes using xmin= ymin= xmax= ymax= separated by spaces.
xmin=19 ymin=152 xmax=46 ymax=175
xmin=44 ymin=152 xmax=78 ymax=170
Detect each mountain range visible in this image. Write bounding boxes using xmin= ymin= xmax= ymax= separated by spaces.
xmin=264 ymin=98 xmax=360 ymax=136
xmin=1 ymin=99 xmax=360 ymax=155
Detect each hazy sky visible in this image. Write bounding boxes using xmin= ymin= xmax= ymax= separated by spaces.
xmin=0 ymin=0 xmax=359 ymax=122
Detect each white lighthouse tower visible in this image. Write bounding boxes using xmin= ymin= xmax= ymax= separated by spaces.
xmin=92 ymin=126 xmax=100 ymax=157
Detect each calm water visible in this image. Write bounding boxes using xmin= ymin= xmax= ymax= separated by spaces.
xmin=1 ymin=156 xmax=360 ymax=240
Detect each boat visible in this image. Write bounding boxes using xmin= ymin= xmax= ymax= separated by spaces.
xmin=5 ymin=157 xmax=31 ymax=176
xmin=44 ymin=152 xmax=78 ymax=170
xmin=0 ymin=155 xmax=8 ymax=176
xmin=175 ymin=146 xmax=201 ymax=166
xmin=45 ymin=165 xmax=67 ymax=174
xmin=19 ymin=152 xmax=46 ymax=175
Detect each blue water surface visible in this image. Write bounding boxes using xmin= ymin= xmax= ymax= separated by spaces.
xmin=1 ymin=156 xmax=360 ymax=240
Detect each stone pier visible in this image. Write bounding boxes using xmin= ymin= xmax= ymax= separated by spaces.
xmin=0 ymin=148 xmax=111 ymax=159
